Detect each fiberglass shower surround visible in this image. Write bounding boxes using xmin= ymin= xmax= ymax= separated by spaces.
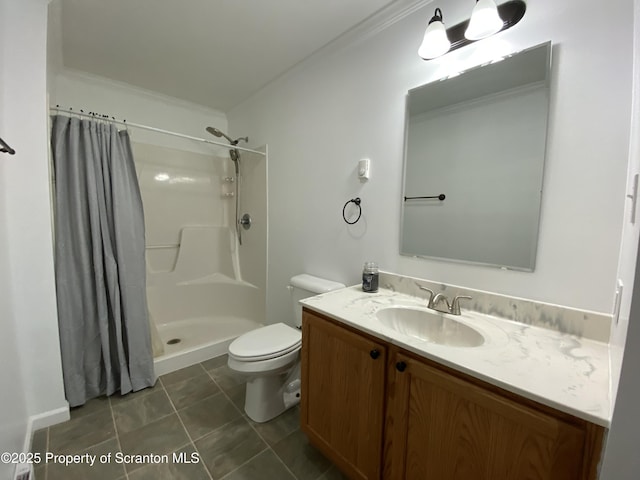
xmin=206 ymin=126 xmax=251 ymax=245
xmin=138 ymin=140 xmax=267 ymax=376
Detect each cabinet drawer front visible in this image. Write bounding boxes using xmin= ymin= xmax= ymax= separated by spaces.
xmin=301 ymin=311 xmax=386 ymax=480
xmin=388 ymin=354 xmax=586 ymax=480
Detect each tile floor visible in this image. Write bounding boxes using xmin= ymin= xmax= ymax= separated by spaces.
xmin=31 ymin=356 xmax=347 ymax=480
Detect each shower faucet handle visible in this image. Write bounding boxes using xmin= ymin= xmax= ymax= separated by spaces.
xmin=238 ymin=213 xmax=252 ymax=230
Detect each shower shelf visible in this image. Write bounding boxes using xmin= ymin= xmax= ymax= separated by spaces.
xmin=177 ymin=273 xmax=257 ymax=288
xmin=146 ymin=243 xmax=179 ymax=250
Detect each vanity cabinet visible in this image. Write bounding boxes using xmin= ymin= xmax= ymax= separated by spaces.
xmin=385 ymin=352 xmax=602 ymax=480
xmin=301 ymin=309 xmax=387 ymax=480
xmin=301 ymin=308 xmax=605 ymax=480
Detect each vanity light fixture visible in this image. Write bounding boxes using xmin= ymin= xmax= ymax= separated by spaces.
xmin=418 ymin=0 xmax=526 ymax=60
xmin=418 ymin=8 xmax=451 ymax=60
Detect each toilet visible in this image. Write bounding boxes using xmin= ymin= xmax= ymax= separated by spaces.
xmin=227 ymin=273 xmax=345 ymax=423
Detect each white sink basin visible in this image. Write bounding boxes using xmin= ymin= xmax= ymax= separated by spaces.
xmin=375 ymin=306 xmax=485 ymax=347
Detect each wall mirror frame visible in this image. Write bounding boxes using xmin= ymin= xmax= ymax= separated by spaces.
xmin=400 ymin=41 xmax=552 ymax=271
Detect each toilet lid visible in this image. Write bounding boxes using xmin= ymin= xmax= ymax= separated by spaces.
xmin=229 ymin=323 xmax=302 ymax=361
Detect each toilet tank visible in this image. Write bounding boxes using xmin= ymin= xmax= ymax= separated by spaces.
xmin=289 ymin=274 xmax=345 ymax=327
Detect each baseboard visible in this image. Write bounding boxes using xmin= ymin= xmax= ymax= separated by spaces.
xmin=30 ymin=404 xmax=70 ymax=431
xmin=21 ymin=404 xmax=70 ymax=453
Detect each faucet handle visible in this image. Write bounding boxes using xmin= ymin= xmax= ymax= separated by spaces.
xmin=418 ymin=285 xmax=434 ymax=305
xmin=450 ymin=295 xmax=472 ymax=315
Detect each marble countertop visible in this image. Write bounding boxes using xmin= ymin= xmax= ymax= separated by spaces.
xmin=300 ymin=285 xmax=611 ymax=427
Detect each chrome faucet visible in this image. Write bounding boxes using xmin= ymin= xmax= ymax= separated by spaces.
xmin=430 ymin=292 xmax=452 ymax=314
xmin=418 ymin=286 xmax=472 ymax=316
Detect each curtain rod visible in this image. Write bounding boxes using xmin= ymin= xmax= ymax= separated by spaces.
xmin=49 ymin=106 xmax=266 ymax=156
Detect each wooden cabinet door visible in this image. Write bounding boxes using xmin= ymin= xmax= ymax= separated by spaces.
xmin=386 ymin=353 xmax=587 ymax=480
xmin=301 ymin=310 xmax=387 ymax=480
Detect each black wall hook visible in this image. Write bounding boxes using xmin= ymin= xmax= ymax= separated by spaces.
xmin=0 ymin=136 xmax=15 ymax=155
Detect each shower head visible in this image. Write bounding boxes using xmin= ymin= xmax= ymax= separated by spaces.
xmin=205 ymin=126 xmax=248 ymax=146
xmin=206 ymin=126 xmax=233 ymax=143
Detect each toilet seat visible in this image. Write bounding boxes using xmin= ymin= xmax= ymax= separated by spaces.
xmin=229 ymin=323 xmax=301 ymax=362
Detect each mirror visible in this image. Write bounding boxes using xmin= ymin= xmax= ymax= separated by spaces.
xmin=401 ymin=42 xmax=551 ymax=271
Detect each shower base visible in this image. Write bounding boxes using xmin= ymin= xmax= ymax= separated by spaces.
xmin=153 ymin=316 xmax=262 ymax=376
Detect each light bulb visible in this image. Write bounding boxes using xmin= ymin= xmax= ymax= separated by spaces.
xmin=418 ymin=9 xmax=451 ymax=60
xmin=465 ymin=0 xmax=504 ymax=41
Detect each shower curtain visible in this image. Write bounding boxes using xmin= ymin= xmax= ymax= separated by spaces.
xmin=51 ymin=115 xmax=155 ymax=407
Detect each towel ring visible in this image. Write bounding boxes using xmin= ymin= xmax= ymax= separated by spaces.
xmin=342 ymin=198 xmax=362 ymax=225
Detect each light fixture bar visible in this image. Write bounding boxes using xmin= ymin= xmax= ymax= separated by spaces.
xmin=422 ymin=0 xmax=526 ymax=61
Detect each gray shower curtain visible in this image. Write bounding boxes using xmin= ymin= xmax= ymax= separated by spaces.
xmin=51 ymin=115 xmax=155 ymax=407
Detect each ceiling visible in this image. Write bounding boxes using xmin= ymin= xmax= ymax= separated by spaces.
xmin=52 ymin=0 xmax=424 ymax=112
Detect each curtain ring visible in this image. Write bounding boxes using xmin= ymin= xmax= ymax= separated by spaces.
xmin=342 ymin=198 xmax=362 ymax=225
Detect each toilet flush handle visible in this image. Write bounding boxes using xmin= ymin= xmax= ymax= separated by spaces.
xmin=288 ymin=285 xmax=301 ymax=330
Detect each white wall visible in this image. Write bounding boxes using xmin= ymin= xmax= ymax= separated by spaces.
xmin=52 ymin=70 xmax=228 ymax=156
xmin=0 ymin=3 xmax=29 ymax=474
xmin=228 ymin=0 xmax=633 ymax=327
xmin=0 ymin=0 xmax=68 ymax=465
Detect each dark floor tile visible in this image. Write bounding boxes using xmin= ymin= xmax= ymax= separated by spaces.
xmin=251 ymin=406 xmax=300 ymax=446
xmin=34 ymin=464 xmax=46 ymax=480
xmin=69 ymin=396 xmax=111 ymax=420
xmin=194 ymin=417 xmax=266 ymax=479
xmin=47 ymin=438 xmax=126 ymax=480
xmin=207 ymin=364 xmax=244 ymax=392
xmin=112 ymin=389 xmax=174 ymax=434
xmin=317 ymin=465 xmax=349 ymax=480
xmin=273 ymin=430 xmax=332 ymax=480
xmin=32 ymin=427 xmax=48 ymax=457
xmin=178 ymin=392 xmax=241 ymax=441
xmin=226 ymin=384 xmax=246 ymax=412
xmin=165 ymin=372 xmax=221 ymax=410
xmin=161 ymin=365 xmax=205 ymax=387
xmin=49 ymin=408 xmax=115 ymax=454
xmin=127 ymin=445 xmax=209 ymax=480
xmin=109 ymin=380 xmax=163 ymax=406
xmin=118 ymin=414 xmax=190 ymax=472
xmin=200 ymin=355 xmax=228 ymax=371
xmin=223 ymin=449 xmax=296 ymax=480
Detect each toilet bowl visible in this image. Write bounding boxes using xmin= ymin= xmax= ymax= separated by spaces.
xmin=227 ymin=274 xmax=345 ymax=423
xmin=228 ymin=322 xmax=302 ymax=422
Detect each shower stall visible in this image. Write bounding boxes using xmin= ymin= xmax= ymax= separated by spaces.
xmin=132 ymin=137 xmax=267 ymax=376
